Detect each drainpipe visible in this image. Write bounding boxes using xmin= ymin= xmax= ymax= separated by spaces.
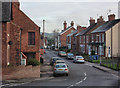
xmin=20 ymin=28 xmax=23 ymax=63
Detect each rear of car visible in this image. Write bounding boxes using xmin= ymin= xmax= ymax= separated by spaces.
xmin=66 ymin=53 xmax=74 ymax=60
xmin=53 ymin=63 xmax=69 ymax=76
xmin=73 ymin=56 xmax=85 ymax=63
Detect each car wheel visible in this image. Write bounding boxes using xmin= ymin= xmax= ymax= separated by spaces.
xmin=66 ymin=73 xmax=68 ymax=76
xmin=53 ymin=73 xmax=56 ymax=77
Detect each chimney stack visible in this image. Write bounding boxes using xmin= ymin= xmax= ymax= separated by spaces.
xmin=63 ymin=21 xmax=67 ymax=30
xmin=89 ymin=17 xmax=95 ymax=25
xmin=108 ymin=14 xmax=115 ymax=21
xmin=97 ymin=16 xmax=105 ymax=23
xmin=71 ymin=21 xmax=74 ymax=26
xmin=77 ymin=25 xmax=81 ymax=30
xmin=12 ymin=0 xmax=20 ymax=9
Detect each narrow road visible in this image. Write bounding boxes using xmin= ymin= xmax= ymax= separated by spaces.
xmin=9 ymin=49 xmax=119 ymax=88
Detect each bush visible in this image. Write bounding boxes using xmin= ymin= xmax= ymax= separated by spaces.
xmin=28 ymin=59 xmax=40 ymax=66
xmin=91 ymin=50 xmax=95 ymax=55
xmin=66 ymin=49 xmax=72 ymax=53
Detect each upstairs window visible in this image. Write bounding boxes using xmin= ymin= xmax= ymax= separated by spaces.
xmin=80 ymin=36 xmax=81 ymax=43
xmin=91 ymin=34 xmax=94 ymax=43
xmin=96 ymin=34 xmax=99 ymax=43
xmin=83 ymin=36 xmax=85 ymax=43
xmin=86 ymin=36 xmax=89 ymax=43
xmin=102 ymin=34 xmax=105 ymax=42
xmin=28 ymin=32 xmax=35 ymax=45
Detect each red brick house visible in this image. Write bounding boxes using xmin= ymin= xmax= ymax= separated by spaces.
xmin=1 ymin=1 xmax=41 ymax=67
xmin=75 ymin=18 xmax=97 ymax=55
xmin=86 ymin=16 xmax=105 ymax=55
xmin=58 ymin=21 xmax=75 ymax=48
xmin=67 ymin=26 xmax=86 ymax=54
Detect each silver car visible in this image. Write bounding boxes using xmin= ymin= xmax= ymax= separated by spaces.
xmin=73 ymin=56 xmax=85 ymax=63
xmin=53 ymin=63 xmax=69 ymax=76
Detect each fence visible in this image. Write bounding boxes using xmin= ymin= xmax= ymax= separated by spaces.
xmin=101 ymin=57 xmax=120 ymax=71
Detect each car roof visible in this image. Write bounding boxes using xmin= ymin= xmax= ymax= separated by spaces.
xmin=55 ymin=63 xmax=67 ymax=65
xmin=76 ymin=56 xmax=83 ymax=57
xmin=56 ymin=60 xmax=65 ymax=62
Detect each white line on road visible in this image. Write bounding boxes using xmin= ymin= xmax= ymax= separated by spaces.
xmin=83 ymin=77 xmax=87 ymax=81
xmin=84 ymin=72 xmax=87 ymax=76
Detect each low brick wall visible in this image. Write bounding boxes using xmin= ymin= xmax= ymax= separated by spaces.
xmin=2 ymin=65 xmax=40 ymax=80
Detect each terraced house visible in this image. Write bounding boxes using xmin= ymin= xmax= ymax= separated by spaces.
xmin=58 ymin=21 xmax=75 ymax=49
xmin=67 ymin=25 xmax=86 ymax=54
xmin=75 ymin=17 xmax=97 ymax=54
xmin=91 ymin=14 xmax=120 ymax=57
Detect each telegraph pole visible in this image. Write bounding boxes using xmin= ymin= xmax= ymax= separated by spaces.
xmin=43 ymin=20 xmax=45 ymax=54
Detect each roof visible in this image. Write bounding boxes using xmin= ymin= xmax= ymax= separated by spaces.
xmin=91 ymin=19 xmax=120 ymax=33
xmin=0 ymin=1 xmax=12 ymax=22
xmin=59 ymin=26 xmax=73 ymax=35
xmin=75 ymin=23 xmax=97 ymax=36
xmin=67 ymin=30 xmax=77 ymax=37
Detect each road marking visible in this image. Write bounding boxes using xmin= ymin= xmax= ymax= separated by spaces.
xmin=67 ymin=72 xmax=87 ymax=88
xmin=111 ymin=74 xmax=119 ymax=78
xmin=84 ymin=72 xmax=87 ymax=76
xmin=83 ymin=77 xmax=87 ymax=81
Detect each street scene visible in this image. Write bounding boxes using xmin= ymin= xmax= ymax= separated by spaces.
xmin=0 ymin=0 xmax=120 ymax=88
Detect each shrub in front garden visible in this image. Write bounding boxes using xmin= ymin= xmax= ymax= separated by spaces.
xmin=28 ymin=59 xmax=40 ymax=66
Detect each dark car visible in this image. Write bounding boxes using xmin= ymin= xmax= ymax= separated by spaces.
xmin=50 ymin=57 xmax=62 ymax=66
xmin=66 ymin=53 xmax=74 ymax=60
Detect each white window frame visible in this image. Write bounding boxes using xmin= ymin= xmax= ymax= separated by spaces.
xmin=102 ymin=34 xmax=104 ymax=42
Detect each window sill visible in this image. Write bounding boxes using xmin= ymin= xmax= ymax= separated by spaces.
xmin=28 ymin=45 xmax=35 ymax=47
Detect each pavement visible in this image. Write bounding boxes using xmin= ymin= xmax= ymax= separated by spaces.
xmin=1 ymin=53 xmax=54 ymax=88
xmin=86 ymin=61 xmax=119 ymax=78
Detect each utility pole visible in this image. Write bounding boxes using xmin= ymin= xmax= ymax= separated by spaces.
xmin=43 ymin=20 xmax=45 ymax=54
xmin=111 ymin=27 xmax=112 ymax=59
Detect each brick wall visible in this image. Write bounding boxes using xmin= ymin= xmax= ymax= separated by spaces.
xmin=2 ymin=65 xmax=40 ymax=80
xmin=60 ymin=27 xmax=75 ymax=47
xmin=2 ymin=22 xmax=7 ymax=67
xmin=12 ymin=3 xmax=40 ymax=61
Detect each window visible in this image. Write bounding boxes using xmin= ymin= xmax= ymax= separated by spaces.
xmin=80 ymin=36 xmax=81 ymax=43
xmin=96 ymin=34 xmax=99 ymax=43
xmin=28 ymin=32 xmax=35 ymax=45
xmin=91 ymin=34 xmax=94 ymax=43
xmin=83 ymin=36 xmax=85 ymax=43
xmin=99 ymin=34 xmax=101 ymax=43
xmin=86 ymin=36 xmax=89 ymax=43
xmin=102 ymin=34 xmax=104 ymax=42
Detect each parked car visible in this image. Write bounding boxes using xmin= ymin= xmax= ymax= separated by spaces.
xmin=50 ymin=57 xmax=62 ymax=66
xmin=53 ymin=60 xmax=65 ymax=66
xmin=66 ymin=53 xmax=74 ymax=60
xmin=53 ymin=63 xmax=69 ymax=76
xmin=73 ymin=56 xmax=85 ymax=63
xmin=58 ymin=51 xmax=67 ymax=57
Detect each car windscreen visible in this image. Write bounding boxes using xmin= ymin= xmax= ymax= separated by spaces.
xmin=68 ymin=53 xmax=74 ymax=56
xmin=76 ymin=56 xmax=83 ymax=59
xmin=56 ymin=65 xmax=66 ymax=68
xmin=61 ymin=52 xmax=66 ymax=54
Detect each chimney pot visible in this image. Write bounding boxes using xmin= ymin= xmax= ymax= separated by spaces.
xmin=108 ymin=14 xmax=115 ymax=21
xmin=89 ymin=17 xmax=95 ymax=25
xmin=63 ymin=21 xmax=67 ymax=30
xmin=71 ymin=21 xmax=74 ymax=26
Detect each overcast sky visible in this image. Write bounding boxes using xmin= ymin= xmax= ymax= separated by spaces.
xmin=20 ymin=1 xmax=119 ymax=33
